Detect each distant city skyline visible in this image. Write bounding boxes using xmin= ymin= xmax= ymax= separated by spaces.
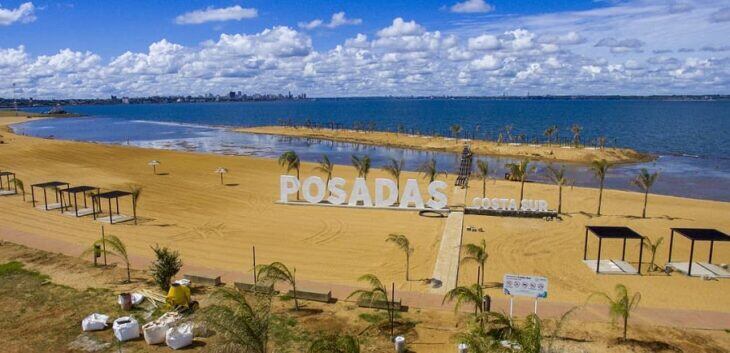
xmin=1 ymin=0 xmax=729 ymax=98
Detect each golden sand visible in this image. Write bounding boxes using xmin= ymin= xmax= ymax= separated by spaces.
xmin=0 ymin=114 xmax=728 ymax=314
xmin=237 ymin=126 xmax=651 ymax=164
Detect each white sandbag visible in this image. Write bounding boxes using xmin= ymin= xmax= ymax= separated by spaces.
xmin=142 ymin=321 xmax=169 ymax=345
xmin=113 ymin=316 xmax=140 ymax=342
xmin=117 ymin=293 xmax=144 ymax=306
xmin=174 ymin=279 xmax=191 ymax=287
xmin=166 ymin=323 xmax=194 ymax=350
xmin=81 ymin=313 xmax=109 ymax=331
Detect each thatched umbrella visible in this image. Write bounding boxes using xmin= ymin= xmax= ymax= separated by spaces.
xmin=215 ymin=167 xmax=228 ymax=185
xmin=148 ymin=160 xmax=161 ymax=175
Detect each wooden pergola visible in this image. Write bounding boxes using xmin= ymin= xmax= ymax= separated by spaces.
xmin=93 ymin=190 xmax=134 ymax=224
xmin=60 ymin=186 xmax=100 ymax=217
xmin=31 ymin=181 xmax=70 ymax=211
xmin=583 ymin=226 xmax=645 ymax=274
xmin=0 ymin=171 xmax=17 ymax=195
xmin=668 ymin=228 xmax=730 ymax=276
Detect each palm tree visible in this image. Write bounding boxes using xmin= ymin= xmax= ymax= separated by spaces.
xmin=279 ymin=151 xmax=301 ymax=199
xmin=386 ymin=234 xmax=413 ymax=281
xmin=203 ymin=288 xmax=271 ymax=353
xmin=13 ymin=178 xmax=25 ymax=201
xmin=128 ymin=184 xmax=143 ymax=225
xmin=308 ymin=334 xmax=360 ymax=353
xmin=314 ymin=155 xmax=334 ymax=193
xmin=631 ymin=168 xmax=658 ymax=218
xmin=350 ymin=155 xmax=371 ymax=180
xmin=546 ymin=165 xmax=569 ymax=214
xmin=450 ymin=124 xmax=462 ymax=139
xmin=543 ymin=125 xmax=558 ymax=146
xmin=443 ymin=283 xmax=485 ymax=315
xmin=347 ymin=274 xmax=396 ymax=339
xmin=475 ymin=160 xmax=489 ymax=198
xmin=82 ymin=234 xmax=131 ymax=282
xmin=461 ymin=239 xmax=488 ymax=286
xmin=505 ymin=158 xmax=533 ymax=205
xmin=570 ymin=124 xmax=583 ymax=147
xmin=215 ymin=167 xmax=228 ymax=185
xmin=504 ymin=124 xmax=514 ymax=142
xmin=590 ymin=284 xmax=641 ymax=341
xmin=255 ymin=262 xmax=300 ymax=310
xmin=590 ymin=159 xmax=610 ymax=216
xmin=383 ymin=158 xmax=404 ymax=199
xmin=417 ymin=158 xmax=446 ymax=184
xmin=641 ymin=237 xmax=664 ymax=273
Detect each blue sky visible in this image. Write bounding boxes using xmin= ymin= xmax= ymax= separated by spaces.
xmin=1 ymin=0 xmax=729 ymax=97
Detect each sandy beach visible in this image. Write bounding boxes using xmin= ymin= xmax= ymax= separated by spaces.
xmin=237 ymin=126 xmax=652 ymax=164
xmin=1 ymin=113 xmax=728 ymax=315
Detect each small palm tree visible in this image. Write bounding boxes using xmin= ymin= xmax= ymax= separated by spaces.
xmin=505 ymin=158 xmax=533 ymax=205
xmin=347 ymin=274 xmax=396 ymax=339
xmin=351 ymin=155 xmax=371 ymax=180
xmin=543 ymin=125 xmax=558 ymax=146
xmin=308 ymin=334 xmax=360 ymax=353
xmin=443 ymin=283 xmax=485 ymax=315
xmin=82 ymin=234 xmax=131 ymax=282
xmin=590 ymin=284 xmax=641 ymax=341
xmin=418 ymin=158 xmax=447 ymax=184
xmin=215 ymin=167 xmax=228 ymax=185
xmin=461 ymin=239 xmax=488 ymax=286
xmin=475 ymin=160 xmax=489 ymax=198
xmin=256 ymin=262 xmax=299 ymax=310
xmin=279 ymin=151 xmax=301 ymax=199
xmin=546 ymin=165 xmax=569 ymax=214
xmin=631 ymin=168 xmax=658 ymax=218
xmin=504 ymin=124 xmax=514 ymax=142
xmin=386 ymin=234 xmax=413 ymax=281
xmin=203 ymin=288 xmax=271 ymax=353
xmin=314 ymin=155 xmax=334 ymax=193
xmin=570 ymin=124 xmax=583 ymax=147
xmin=641 ymin=237 xmax=664 ymax=273
xmin=383 ymin=158 xmax=404 ymax=199
xmin=590 ymin=159 xmax=610 ymax=216
xmin=450 ymin=124 xmax=462 ymax=139
xmin=13 ymin=178 xmax=26 ymax=201
xmin=128 ymin=184 xmax=143 ymax=225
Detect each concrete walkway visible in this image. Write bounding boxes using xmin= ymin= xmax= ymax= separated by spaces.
xmin=429 ymin=186 xmax=467 ymax=294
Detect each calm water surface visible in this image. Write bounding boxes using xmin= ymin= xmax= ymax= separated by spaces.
xmin=12 ymin=99 xmax=730 ymax=201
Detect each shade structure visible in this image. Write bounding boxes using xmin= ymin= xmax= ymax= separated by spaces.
xmin=668 ymin=228 xmax=730 ymax=276
xmin=93 ymin=190 xmax=134 ymax=224
xmin=30 ymin=181 xmax=70 ymax=211
xmin=60 ymin=186 xmax=100 ymax=217
xmin=583 ymin=226 xmax=645 ymax=274
xmin=0 ymin=171 xmax=17 ymax=195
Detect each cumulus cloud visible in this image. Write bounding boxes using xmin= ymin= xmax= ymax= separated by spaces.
xmin=450 ymin=0 xmax=493 ymax=14
xmin=175 ymin=5 xmax=257 ymax=25
xmin=377 ymin=18 xmax=425 ymax=37
xmin=594 ymin=37 xmax=644 ymax=53
xmin=0 ymin=2 xmax=35 ymax=25
xmin=298 ymin=11 xmax=362 ymax=30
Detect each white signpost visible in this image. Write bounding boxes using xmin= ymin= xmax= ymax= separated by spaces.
xmin=503 ymin=274 xmax=548 ymax=317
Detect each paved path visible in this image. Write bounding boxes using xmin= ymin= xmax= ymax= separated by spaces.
xmin=429 ymin=187 xmax=467 ymax=294
xmin=2 ymin=225 xmax=729 ymax=330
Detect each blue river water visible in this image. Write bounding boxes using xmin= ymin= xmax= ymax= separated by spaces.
xmin=10 ymin=99 xmax=730 ymax=201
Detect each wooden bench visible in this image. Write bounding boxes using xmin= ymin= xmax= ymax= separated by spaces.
xmin=234 ymin=282 xmax=278 ymax=295
xmin=357 ymin=298 xmax=402 ymax=311
xmin=286 ymin=289 xmax=332 ymax=303
xmin=183 ymin=274 xmax=222 ymax=286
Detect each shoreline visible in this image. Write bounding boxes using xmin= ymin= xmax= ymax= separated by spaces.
xmin=236 ymin=126 xmax=654 ymax=165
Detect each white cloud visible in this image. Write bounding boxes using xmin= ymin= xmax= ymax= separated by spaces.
xmin=471 ymin=54 xmax=501 ymax=70
xmin=594 ymin=37 xmax=644 ymax=53
xmin=299 ymin=11 xmax=362 ymax=30
xmin=0 ymin=2 xmax=35 ymax=26
xmin=709 ymin=7 xmax=730 ymax=22
xmin=175 ymin=5 xmax=257 ymax=25
xmin=450 ymin=0 xmax=493 ymax=14
xmin=377 ymin=18 xmax=425 ymax=37
xmin=468 ymin=34 xmax=500 ymax=50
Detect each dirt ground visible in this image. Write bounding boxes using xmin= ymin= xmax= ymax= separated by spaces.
xmin=0 ymin=242 xmax=728 ymax=353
